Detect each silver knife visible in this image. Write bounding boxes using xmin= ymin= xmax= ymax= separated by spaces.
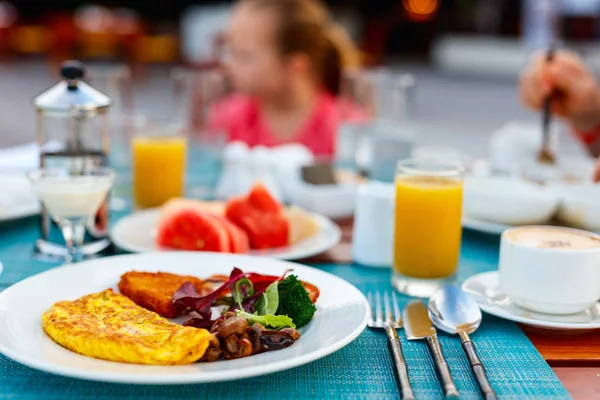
xmin=403 ymin=300 xmax=460 ymax=399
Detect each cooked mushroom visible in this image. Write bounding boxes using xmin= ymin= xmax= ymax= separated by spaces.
xmin=200 ymin=334 xmax=222 ymax=362
xmin=279 ymin=327 xmax=301 ymax=340
xmin=214 ymin=316 xmax=249 ymax=339
xmin=205 ymin=314 xmax=301 ymax=360
xmin=259 ymin=328 xmax=300 ymax=350
xmin=249 ymin=323 xmax=264 ymax=353
xmin=238 ymin=338 xmax=253 ymax=358
xmin=210 ymin=311 xmax=236 ymax=330
xmin=223 ymin=335 xmax=253 ymax=359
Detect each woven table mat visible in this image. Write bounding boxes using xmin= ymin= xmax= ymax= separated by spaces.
xmin=0 ymin=216 xmax=570 ymax=399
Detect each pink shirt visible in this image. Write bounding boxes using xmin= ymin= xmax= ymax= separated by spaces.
xmin=209 ymin=93 xmax=366 ymax=157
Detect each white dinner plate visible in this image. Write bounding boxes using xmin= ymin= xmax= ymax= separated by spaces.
xmin=0 ymin=252 xmax=369 ymax=384
xmin=462 ymin=216 xmax=513 ymax=235
xmin=111 ymin=208 xmax=342 ymax=260
xmin=462 ymin=216 xmax=600 ymax=236
xmin=462 ymin=271 xmax=600 ymax=330
xmin=0 ymin=174 xmax=40 ymax=222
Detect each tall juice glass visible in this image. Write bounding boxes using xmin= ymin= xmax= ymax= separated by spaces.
xmin=132 ymin=125 xmax=187 ymax=209
xmin=392 ymin=159 xmax=463 ymax=297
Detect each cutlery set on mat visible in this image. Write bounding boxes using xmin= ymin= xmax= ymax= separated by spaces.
xmin=368 ymin=286 xmax=497 ymax=400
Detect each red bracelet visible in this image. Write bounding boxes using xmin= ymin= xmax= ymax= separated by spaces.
xmin=573 ymin=125 xmax=600 ymax=145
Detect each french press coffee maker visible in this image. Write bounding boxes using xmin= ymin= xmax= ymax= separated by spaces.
xmin=32 ymin=60 xmax=113 ymax=260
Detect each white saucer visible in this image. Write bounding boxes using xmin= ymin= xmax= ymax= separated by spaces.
xmin=462 ymin=271 xmax=600 ymax=330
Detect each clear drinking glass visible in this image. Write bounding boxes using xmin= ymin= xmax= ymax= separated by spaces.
xmin=86 ymin=64 xmax=134 ymax=170
xmin=392 ymin=159 xmax=463 ymax=297
xmin=336 ymin=69 xmax=417 ymax=180
xmin=131 ymin=122 xmax=187 ymax=209
xmin=336 ymin=69 xmax=376 ymax=174
xmin=170 ymin=66 xmax=228 ymax=198
xmin=27 ymin=167 xmax=115 ymax=263
xmin=86 ymin=64 xmax=135 ymax=211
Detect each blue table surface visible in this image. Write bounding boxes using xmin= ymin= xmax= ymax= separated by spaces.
xmin=0 ymin=209 xmax=572 ymax=399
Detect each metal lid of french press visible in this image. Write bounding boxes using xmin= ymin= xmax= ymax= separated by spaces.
xmin=33 ymin=60 xmax=112 ymax=115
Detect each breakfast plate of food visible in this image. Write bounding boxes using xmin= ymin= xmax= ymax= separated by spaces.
xmin=111 ymin=184 xmax=342 ymax=260
xmin=0 ymin=252 xmax=368 ymax=384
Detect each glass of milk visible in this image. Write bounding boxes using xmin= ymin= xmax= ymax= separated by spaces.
xmin=27 ymin=167 xmax=115 ymax=263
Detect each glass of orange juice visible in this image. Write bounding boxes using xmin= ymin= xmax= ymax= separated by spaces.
xmin=392 ymin=159 xmax=463 ymax=297
xmin=132 ymin=124 xmax=187 ymax=209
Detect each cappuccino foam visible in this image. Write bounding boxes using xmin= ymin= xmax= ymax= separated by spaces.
xmin=505 ymin=227 xmax=600 ymax=250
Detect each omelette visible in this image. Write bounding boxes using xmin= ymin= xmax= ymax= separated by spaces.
xmin=42 ymin=289 xmax=212 ymax=365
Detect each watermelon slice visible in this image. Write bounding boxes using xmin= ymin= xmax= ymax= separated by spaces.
xmin=247 ymin=183 xmax=282 ymax=212
xmin=216 ymin=215 xmax=250 ymax=254
xmin=225 ymin=184 xmax=289 ymax=250
xmin=157 ymin=209 xmax=230 ymax=252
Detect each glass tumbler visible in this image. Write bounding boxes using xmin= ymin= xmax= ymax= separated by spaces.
xmin=392 ymin=159 xmax=463 ymax=297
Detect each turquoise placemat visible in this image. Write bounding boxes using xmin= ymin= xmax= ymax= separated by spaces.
xmin=0 ymin=215 xmax=571 ymax=399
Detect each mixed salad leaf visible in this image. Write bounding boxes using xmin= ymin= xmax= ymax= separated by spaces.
xmin=236 ymin=310 xmax=295 ymax=329
xmin=254 ymin=281 xmax=279 ymax=316
xmin=232 ymin=277 xmax=254 ymax=309
xmin=172 ymin=267 xmax=318 ymax=329
xmin=173 ymin=267 xmax=245 ymax=323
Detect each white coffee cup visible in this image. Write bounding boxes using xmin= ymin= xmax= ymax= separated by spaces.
xmin=499 ymin=226 xmax=600 ymax=314
xmin=352 ymin=181 xmax=394 ymax=267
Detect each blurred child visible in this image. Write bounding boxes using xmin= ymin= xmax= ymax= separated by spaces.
xmin=209 ymin=0 xmax=365 ymax=157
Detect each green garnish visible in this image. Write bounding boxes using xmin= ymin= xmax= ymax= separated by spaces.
xmin=232 ymin=277 xmax=254 ymax=309
xmin=236 ymin=310 xmax=296 ymax=329
xmin=276 ymin=275 xmax=316 ymax=328
xmin=255 ymin=281 xmax=279 ymax=315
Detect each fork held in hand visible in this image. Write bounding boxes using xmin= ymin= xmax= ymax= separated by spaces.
xmin=368 ymin=292 xmax=415 ymax=400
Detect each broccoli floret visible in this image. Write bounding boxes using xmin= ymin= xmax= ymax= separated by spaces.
xmin=276 ymin=275 xmax=316 ymax=328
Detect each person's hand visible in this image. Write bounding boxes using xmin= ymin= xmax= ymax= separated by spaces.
xmin=519 ymin=50 xmax=600 ymax=132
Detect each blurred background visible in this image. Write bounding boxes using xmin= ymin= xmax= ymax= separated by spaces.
xmin=1 ymin=0 xmax=599 ymax=156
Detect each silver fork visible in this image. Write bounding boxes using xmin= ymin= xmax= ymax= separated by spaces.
xmin=368 ymin=291 xmax=415 ymax=400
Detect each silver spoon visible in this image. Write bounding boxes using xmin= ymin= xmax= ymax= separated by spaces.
xmin=428 ymin=285 xmax=497 ymax=400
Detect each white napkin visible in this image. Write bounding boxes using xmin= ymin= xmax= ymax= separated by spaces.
xmin=0 ymin=173 xmax=39 ymax=219
xmin=0 ymin=141 xmax=64 ymax=173
xmin=0 ymin=142 xmax=40 ymax=172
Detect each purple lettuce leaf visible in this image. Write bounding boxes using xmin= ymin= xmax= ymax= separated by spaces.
xmin=182 ymin=318 xmax=216 ymax=329
xmin=173 ymin=267 xmax=293 ymax=328
xmin=173 ymin=267 xmax=245 ymax=322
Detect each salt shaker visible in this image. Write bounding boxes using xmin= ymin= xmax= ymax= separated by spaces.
xmin=215 ymin=141 xmax=253 ymax=200
xmin=352 ymin=181 xmax=395 ymax=267
xmin=250 ymin=146 xmax=283 ymax=201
